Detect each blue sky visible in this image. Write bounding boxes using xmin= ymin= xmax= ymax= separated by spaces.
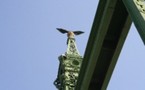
xmin=0 ymin=0 xmax=145 ymax=90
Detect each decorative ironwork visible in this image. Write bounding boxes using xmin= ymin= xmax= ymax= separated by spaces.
xmin=67 ymin=38 xmax=80 ymax=56
xmin=54 ymin=28 xmax=83 ymax=90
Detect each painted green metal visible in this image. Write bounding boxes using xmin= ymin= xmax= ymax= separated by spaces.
xmin=123 ymin=0 xmax=145 ymax=44
xmin=54 ymin=35 xmax=83 ymax=90
xmin=75 ymin=0 xmax=132 ymax=90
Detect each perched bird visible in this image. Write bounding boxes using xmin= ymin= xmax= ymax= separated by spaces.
xmin=57 ymin=28 xmax=84 ymax=38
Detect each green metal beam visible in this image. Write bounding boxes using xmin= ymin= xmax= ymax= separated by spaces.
xmin=75 ymin=0 xmax=132 ymax=90
xmin=76 ymin=0 xmax=117 ymax=89
xmin=123 ymin=0 xmax=145 ymax=44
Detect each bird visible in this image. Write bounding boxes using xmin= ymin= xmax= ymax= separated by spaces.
xmin=56 ymin=28 xmax=84 ymax=38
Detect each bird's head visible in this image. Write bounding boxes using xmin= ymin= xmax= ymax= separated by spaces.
xmin=67 ymin=31 xmax=75 ymax=38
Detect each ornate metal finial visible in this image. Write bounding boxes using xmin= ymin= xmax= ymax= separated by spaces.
xmin=57 ymin=28 xmax=84 ymax=55
xmin=54 ymin=28 xmax=84 ymax=90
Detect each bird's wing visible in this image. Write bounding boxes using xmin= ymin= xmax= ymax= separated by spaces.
xmin=73 ymin=31 xmax=84 ymax=35
xmin=56 ymin=28 xmax=68 ymax=34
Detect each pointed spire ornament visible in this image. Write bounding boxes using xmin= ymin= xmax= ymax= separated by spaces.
xmin=54 ymin=28 xmax=84 ymax=90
